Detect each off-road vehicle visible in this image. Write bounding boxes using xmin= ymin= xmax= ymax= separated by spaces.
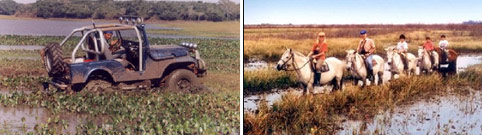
xmin=41 ymin=17 xmax=206 ymax=92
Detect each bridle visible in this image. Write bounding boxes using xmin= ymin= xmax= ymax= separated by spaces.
xmin=279 ymin=50 xmax=311 ymax=71
xmin=347 ymin=53 xmax=365 ymax=73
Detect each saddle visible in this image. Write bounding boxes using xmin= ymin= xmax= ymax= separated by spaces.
xmin=312 ymin=60 xmax=330 ymax=73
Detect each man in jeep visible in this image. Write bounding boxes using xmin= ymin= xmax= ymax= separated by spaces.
xmin=104 ymin=31 xmax=121 ymax=52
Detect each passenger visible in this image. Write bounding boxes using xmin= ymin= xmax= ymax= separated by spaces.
xmin=439 ymin=35 xmax=449 ymax=62
xmin=356 ymin=30 xmax=376 ymax=81
xmin=397 ymin=34 xmax=409 ymax=70
xmin=307 ymin=32 xmax=328 ymax=73
xmin=104 ymin=31 xmax=120 ymax=52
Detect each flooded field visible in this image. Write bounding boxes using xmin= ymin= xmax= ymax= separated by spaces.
xmin=337 ymin=89 xmax=482 ymax=134
xmin=244 ymin=54 xmax=482 ymax=111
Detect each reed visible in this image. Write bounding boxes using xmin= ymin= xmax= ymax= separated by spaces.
xmin=244 ymin=68 xmax=482 ymax=134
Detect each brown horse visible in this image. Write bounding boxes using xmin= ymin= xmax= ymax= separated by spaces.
xmin=433 ymin=46 xmax=458 ymax=76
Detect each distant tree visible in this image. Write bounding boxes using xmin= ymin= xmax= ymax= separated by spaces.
xmin=0 ymin=0 xmax=19 ymax=15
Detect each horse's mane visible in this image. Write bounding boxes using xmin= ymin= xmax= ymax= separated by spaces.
xmin=292 ymin=51 xmax=307 ymax=57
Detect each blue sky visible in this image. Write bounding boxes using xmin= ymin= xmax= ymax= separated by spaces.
xmin=245 ymin=0 xmax=482 ymax=24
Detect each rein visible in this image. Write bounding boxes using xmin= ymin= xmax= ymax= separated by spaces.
xmin=280 ymin=51 xmax=311 ymax=71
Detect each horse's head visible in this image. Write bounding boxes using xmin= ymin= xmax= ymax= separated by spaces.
xmin=276 ymin=48 xmax=294 ymax=71
xmin=385 ymin=47 xmax=395 ymax=65
xmin=417 ymin=46 xmax=425 ymax=58
xmin=345 ymin=50 xmax=356 ymax=71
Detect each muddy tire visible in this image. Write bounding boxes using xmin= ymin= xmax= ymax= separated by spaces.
xmin=166 ymin=69 xmax=200 ymax=93
xmin=43 ymin=43 xmax=66 ymax=77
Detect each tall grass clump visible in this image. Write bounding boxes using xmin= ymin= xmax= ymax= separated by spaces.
xmin=244 ymin=75 xmax=446 ymax=134
xmin=244 ymin=69 xmax=297 ymax=93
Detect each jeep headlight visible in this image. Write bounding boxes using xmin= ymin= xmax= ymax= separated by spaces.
xmin=180 ymin=42 xmax=197 ymax=49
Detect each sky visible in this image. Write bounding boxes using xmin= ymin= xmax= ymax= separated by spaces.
xmin=13 ymin=0 xmax=240 ymax=4
xmin=245 ymin=0 xmax=482 ymax=24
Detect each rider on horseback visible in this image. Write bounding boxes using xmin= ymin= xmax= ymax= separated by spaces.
xmin=356 ymin=30 xmax=376 ymax=81
xmin=397 ymin=34 xmax=409 ymax=70
xmin=308 ymin=32 xmax=328 ymax=73
xmin=422 ymin=36 xmax=436 ymax=67
xmin=439 ymin=35 xmax=449 ymax=63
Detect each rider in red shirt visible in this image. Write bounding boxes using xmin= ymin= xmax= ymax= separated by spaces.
xmin=308 ymin=32 xmax=328 ymax=72
xmin=422 ymin=36 xmax=435 ymax=65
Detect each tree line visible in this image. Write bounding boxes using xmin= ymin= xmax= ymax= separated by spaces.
xmin=0 ymin=0 xmax=239 ymax=22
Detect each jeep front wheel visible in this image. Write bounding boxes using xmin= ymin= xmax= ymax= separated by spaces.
xmin=166 ymin=69 xmax=199 ymax=93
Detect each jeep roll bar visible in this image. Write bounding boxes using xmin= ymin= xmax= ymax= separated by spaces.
xmin=60 ymin=25 xmax=144 ymax=71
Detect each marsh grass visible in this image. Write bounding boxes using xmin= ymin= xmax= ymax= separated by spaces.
xmin=244 ymin=25 xmax=482 ymax=62
xmin=244 ymin=63 xmax=482 ymax=134
xmin=244 ymin=69 xmax=297 ymax=94
xmin=243 ymin=71 xmax=482 ymax=134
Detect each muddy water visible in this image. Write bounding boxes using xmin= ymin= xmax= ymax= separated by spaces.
xmin=244 ymin=55 xmax=482 ymax=111
xmin=0 ymin=45 xmax=44 ymax=51
xmin=0 ymin=106 xmax=82 ymax=134
xmin=337 ymin=89 xmax=482 ymax=134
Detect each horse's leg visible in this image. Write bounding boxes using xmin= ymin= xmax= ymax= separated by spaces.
xmin=307 ymin=83 xmax=314 ymax=94
xmin=378 ymin=71 xmax=383 ymax=85
xmin=300 ymin=83 xmax=307 ymax=95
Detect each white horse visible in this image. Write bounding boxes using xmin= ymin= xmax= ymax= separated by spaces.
xmin=385 ymin=47 xmax=418 ymax=77
xmin=345 ymin=50 xmax=385 ymax=87
xmin=417 ymin=46 xmax=439 ymax=74
xmin=276 ymin=48 xmax=345 ymax=94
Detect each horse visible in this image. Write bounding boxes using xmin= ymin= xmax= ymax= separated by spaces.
xmin=385 ymin=47 xmax=418 ymax=77
xmin=433 ymin=46 xmax=458 ymax=76
xmin=276 ymin=48 xmax=345 ymax=94
xmin=417 ymin=46 xmax=439 ymax=74
xmin=345 ymin=50 xmax=384 ymax=87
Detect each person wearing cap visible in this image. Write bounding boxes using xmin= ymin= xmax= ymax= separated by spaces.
xmin=422 ymin=36 xmax=435 ymax=64
xmin=439 ymin=35 xmax=449 ymax=62
xmin=308 ymin=32 xmax=328 ymax=72
xmin=356 ymin=30 xmax=376 ymax=81
xmin=397 ymin=34 xmax=409 ymax=70
xmin=104 ymin=31 xmax=120 ymax=52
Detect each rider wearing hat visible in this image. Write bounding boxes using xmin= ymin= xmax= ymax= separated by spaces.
xmin=308 ymin=32 xmax=328 ymax=72
xmin=356 ymin=30 xmax=376 ymax=81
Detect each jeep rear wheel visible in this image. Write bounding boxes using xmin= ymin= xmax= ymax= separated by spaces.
xmin=43 ymin=43 xmax=66 ymax=77
xmin=166 ymin=69 xmax=199 ymax=93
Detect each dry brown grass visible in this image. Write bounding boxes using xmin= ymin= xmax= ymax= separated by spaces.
xmin=244 ymin=64 xmax=482 ymax=134
xmin=244 ymin=24 xmax=482 ymax=62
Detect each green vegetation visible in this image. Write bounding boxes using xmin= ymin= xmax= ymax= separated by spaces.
xmin=244 ymin=64 xmax=482 ymax=134
xmin=1 ymin=90 xmax=239 ymax=134
xmin=0 ymin=36 xmax=240 ymax=134
xmin=1 ymin=0 xmax=239 ymax=22
xmin=244 ymin=69 xmax=297 ymax=93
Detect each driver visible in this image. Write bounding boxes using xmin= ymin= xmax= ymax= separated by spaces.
xmin=104 ymin=31 xmax=121 ymax=52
